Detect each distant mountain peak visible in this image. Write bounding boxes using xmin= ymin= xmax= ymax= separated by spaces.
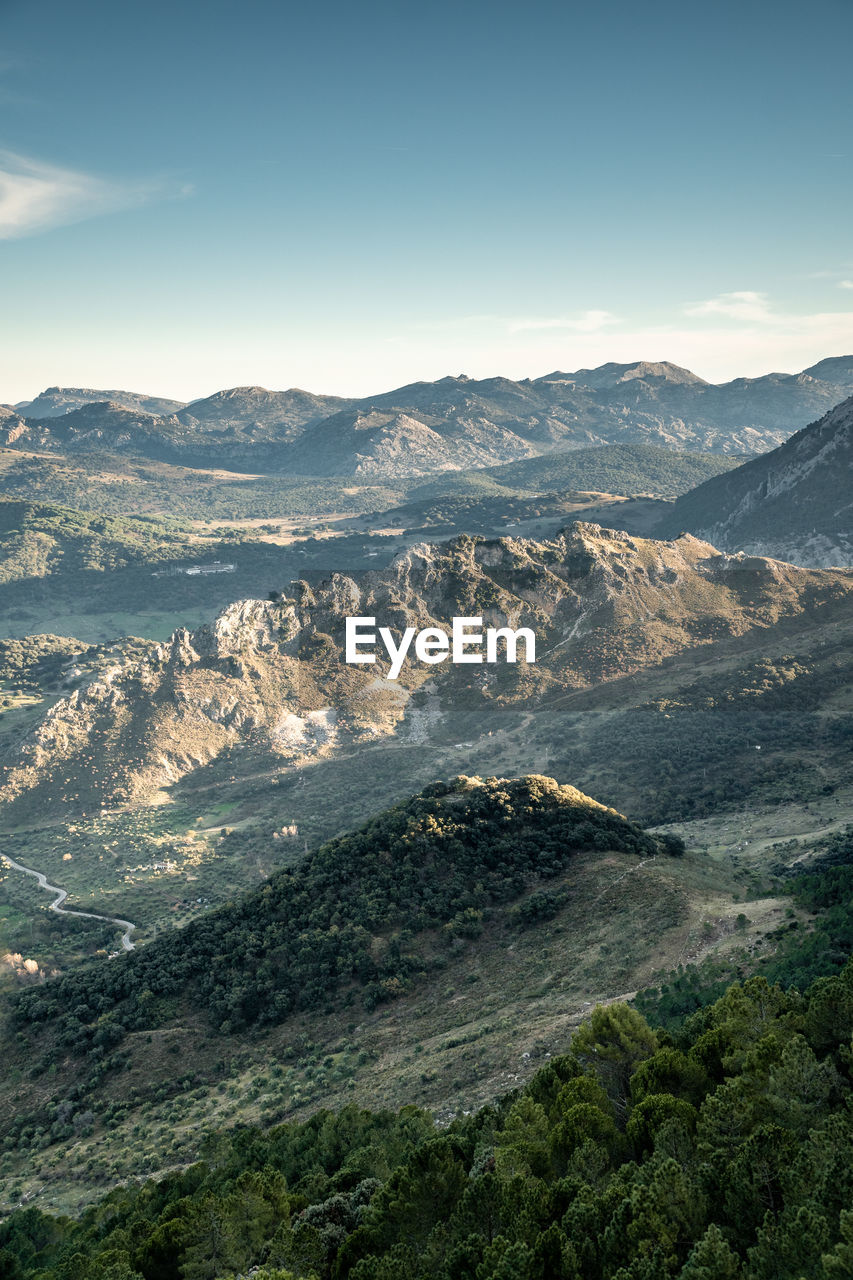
xmin=558 ymin=360 xmax=709 ymax=389
xmin=7 ymin=354 xmax=853 ymax=476
xmin=619 ymin=360 xmax=708 ymax=385
xmin=19 ymin=386 xmax=186 ymax=418
xmin=800 ymin=354 xmax=853 ymax=389
xmin=203 ymin=385 xmax=271 ymax=398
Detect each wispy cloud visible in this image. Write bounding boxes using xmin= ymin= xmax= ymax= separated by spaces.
xmin=507 ymin=309 xmax=617 ymax=335
xmin=0 ymin=150 xmax=185 ymax=239
xmin=839 ymin=280 xmax=853 ymax=290
xmin=373 ymin=290 xmax=853 ymax=390
xmin=684 ymin=291 xmax=773 ymax=323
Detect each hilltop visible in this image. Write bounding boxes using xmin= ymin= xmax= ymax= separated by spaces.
xmin=176 ymin=385 xmax=354 ymax=436
xmin=14 ymin=387 xmax=186 ymax=418
xmin=11 ymin=774 xmax=669 ymax=1049
xmin=0 ymin=772 xmax=723 ymax=1208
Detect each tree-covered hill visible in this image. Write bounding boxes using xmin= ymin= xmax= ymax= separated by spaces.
xmin=410 ymin=441 xmax=745 ymax=502
xmin=0 ymin=498 xmax=404 ymax=641
xmin=0 ymin=500 xmax=197 ymax=582
xmin=11 ymin=776 xmax=673 ymax=1062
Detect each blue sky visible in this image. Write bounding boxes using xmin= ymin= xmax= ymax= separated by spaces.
xmin=1 ymin=0 xmax=852 ymax=402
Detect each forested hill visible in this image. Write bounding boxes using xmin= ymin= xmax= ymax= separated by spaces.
xmin=11 ymin=776 xmax=672 ymax=1062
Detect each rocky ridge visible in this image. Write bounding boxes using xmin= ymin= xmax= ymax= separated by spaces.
xmin=2 ymin=524 xmax=850 ymax=816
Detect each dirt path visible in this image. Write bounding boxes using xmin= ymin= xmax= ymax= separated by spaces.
xmin=1 ymin=853 xmax=135 ymax=951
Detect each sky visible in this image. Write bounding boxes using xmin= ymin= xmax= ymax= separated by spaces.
xmin=1 ymin=0 xmax=852 ymax=403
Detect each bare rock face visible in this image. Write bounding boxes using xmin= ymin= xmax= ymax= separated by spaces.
xmin=2 ymin=523 xmax=850 ymax=819
xmin=0 ymin=417 xmax=28 ymax=445
xmin=202 ymin=599 xmax=293 ymax=658
xmin=162 ymin=628 xmax=201 ymax=669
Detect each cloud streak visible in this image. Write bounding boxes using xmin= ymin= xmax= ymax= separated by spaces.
xmin=684 ymin=291 xmax=773 ymax=323
xmin=371 ymin=290 xmax=853 ymax=392
xmin=0 ymin=151 xmax=181 ymax=239
xmin=507 ymin=309 xmax=617 ymax=335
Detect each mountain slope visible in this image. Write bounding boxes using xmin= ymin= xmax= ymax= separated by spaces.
xmin=176 ymin=385 xmax=355 ymax=437
xmin=0 ymin=402 xmax=186 ymax=460
xmin=551 ymin=359 xmax=708 ymax=389
xmin=411 ymin=441 xmax=745 ymax=500
xmin=11 ymin=774 xmax=669 ymax=1044
xmin=282 ymin=405 xmax=542 ymax=476
xmin=6 ymin=953 xmax=851 ymax=1280
xmin=283 ymin=358 xmax=853 ymax=476
xmin=659 ymin=394 xmax=853 ymax=566
xmin=0 ymin=772 xmax=705 ymax=1204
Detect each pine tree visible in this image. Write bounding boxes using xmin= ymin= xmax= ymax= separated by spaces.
xmin=678 ymin=1224 xmax=740 ymax=1279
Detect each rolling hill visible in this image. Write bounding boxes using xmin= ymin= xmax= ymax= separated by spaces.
xmin=409 ymin=441 xmax=745 ymax=501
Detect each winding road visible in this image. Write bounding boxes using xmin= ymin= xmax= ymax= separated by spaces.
xmin=1 ymin=853 xmax=136 ymax=951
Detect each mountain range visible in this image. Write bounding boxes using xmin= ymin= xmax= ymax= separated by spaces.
xmin=5 ymin=354 xmax=853 ymax=476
